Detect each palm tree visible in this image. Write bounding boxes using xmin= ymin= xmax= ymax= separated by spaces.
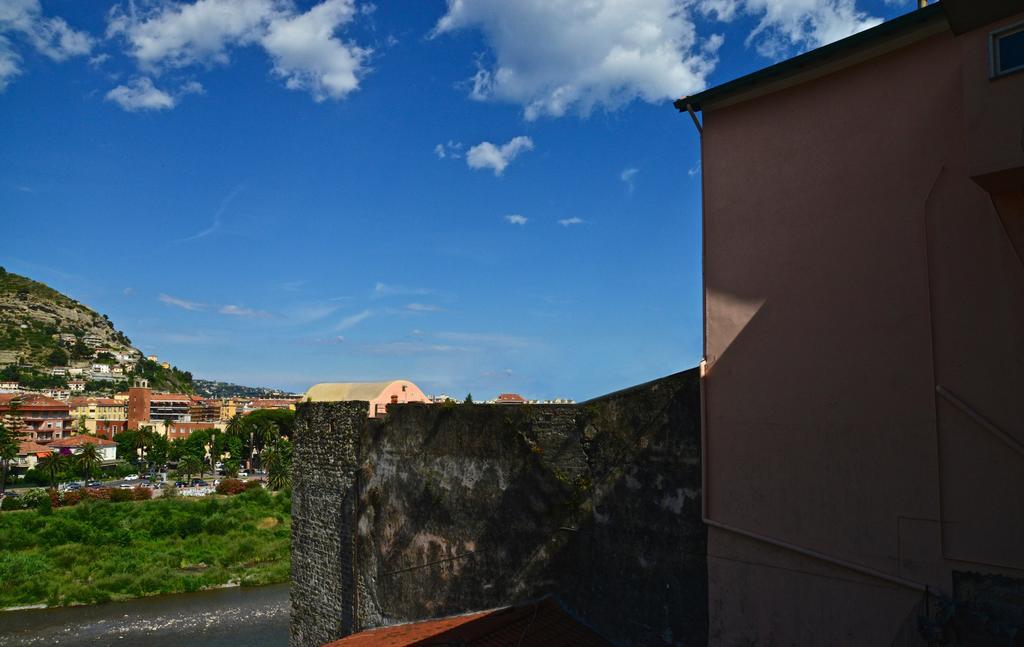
xmin=76 ymin=442 xmax=102 ymax=481
xmin=0 ymin=422 xmax=22 ymax=496
xmin=37 ymin=452 xmax=68 ymax=489
xmin=178 ymin=454 xmax=202 ymax=482
xmin=261 ymin=439 xmax=292 ymax=490
xmin=131 ymin=432 xmax=150 ymax=476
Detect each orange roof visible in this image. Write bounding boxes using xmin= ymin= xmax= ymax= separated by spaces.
xmin=18 ymin=440 xmax=52 ymax=455
xmin=47 ymin=434 xmax=117 ymax=448
xmin=149 ymin=393 xmax=192 ymax=401
xmin=0 ymin=393 xmax=68 ymax=409
xmin=496 ymin=393 xmax=526 ymax=403
xmin=325 ymin=597 xmax=611 ymax=647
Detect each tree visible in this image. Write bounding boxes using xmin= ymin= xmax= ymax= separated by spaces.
xmin=46 ymin=348 xmax=69 ymax=366
xmin=178 ymin=454 xmax=202 ymax=482
xmin=464 ymin=393 xmax=473 ymax=404
xmin=70 ymin=340 xmax=91 ymax=360
xmin=37 ymin=452 xmax=68 ymax=489
xmin=262 ymin=438 xmax=292 ymax=490
xmin=0 ymin=422 xmax=23 ymax=495
xmin=76 ymin=443 xmax=103 ymax=480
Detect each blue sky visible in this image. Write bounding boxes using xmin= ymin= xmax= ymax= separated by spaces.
xmin=2 ymin=0 xmax=912 ymax=399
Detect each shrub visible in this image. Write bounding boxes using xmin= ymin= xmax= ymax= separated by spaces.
xmin=244 ymin=479 xmax=264 ymax=491
xmin=109 ymin=489 xmax=133 ymax=503
xmin=216 ymin=479 xmax=246 ymax=496
xmin=1 ymin=496 xmax=23 ymax=511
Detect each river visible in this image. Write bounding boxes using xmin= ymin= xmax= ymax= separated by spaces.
xmin=0 ymin=583 xmax=289 ymax=646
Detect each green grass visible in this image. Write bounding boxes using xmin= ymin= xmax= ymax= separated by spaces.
xmin=0 ymin=488 xmax=292 ymax=608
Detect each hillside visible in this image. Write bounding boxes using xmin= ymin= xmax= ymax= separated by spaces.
xmin=0 ymin=267 xmax=192 ymax=394
xmin=193 ymin=379 xmax=298 ymax=399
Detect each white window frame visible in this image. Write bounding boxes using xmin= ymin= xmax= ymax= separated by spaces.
xmin=991 ymin=21 xmax=1024 ymax=79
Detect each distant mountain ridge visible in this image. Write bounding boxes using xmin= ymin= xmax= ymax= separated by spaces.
xmin=193 ymin=379 xmax=299 ymax=399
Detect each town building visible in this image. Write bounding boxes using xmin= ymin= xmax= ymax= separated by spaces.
xmin=47 ymin=434 xmax=118 ymax=463
xmin=676 ymin=1 xmax=1024 ymax=643
xmin=15 ymin=440 xmax=52 ymax=472
xmin=0 ymin=393 xmax=71 ymax=443
xmin=69 ymin=397 xmax=129 ymax=439
xmin=304 ymin=380 xmax=429 ymax=418
xmin=241 ymin=398 xmax=300 ymax=414
xmin=189 ymin=397 xmax=222 ymax=423
xmin=0 ymin=380 xmax=19 ymax=393
xmin=68 ymin=380 xmax=85 ymax=392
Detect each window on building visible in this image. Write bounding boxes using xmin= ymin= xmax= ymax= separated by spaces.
xmin=992 ymin=22 xmax=1024 ymax=77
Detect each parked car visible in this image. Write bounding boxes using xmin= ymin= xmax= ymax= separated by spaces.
xmin=189 ymin=479 xmax=208 ymax=487
xmin=85 ymin=480 xmax=102 ymax=488
xmin=118 ymin=483 xmax=133 ymax=489
xmin=237 ymin=471 xmax=249 ymax=478
xmin=1 ymin=491 xmax=19 ymax=498
xmin=174 ymin=481 xmax=187 ymax=488
xmin=124 ymin=474 xmax=138 ymax=481
xmin=63 ymin=483 xmax=82 ymax=491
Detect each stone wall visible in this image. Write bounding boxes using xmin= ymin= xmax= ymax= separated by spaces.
xmin=289 ymin=402 xmax=365 ymax=647
xmin=289 ymin=368 xmax=705 ymax=646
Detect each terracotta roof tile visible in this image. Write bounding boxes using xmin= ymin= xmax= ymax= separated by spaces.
xmin=325 ymin=597 xmax=611 ymax=647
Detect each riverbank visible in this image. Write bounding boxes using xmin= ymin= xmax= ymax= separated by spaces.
xmin=0 ymin=488 xmax=291 ymax=609
xmin=0 ymin=582 xmax=289 ymax=646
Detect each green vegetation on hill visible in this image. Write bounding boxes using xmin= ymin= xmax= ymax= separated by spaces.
xmin=0 ymin=489 xmax=291 ymax=608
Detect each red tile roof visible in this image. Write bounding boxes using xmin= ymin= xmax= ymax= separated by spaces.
xmin=324 ymin=597 xmax=611 ymax=647
xmin=496 ymin=393 xmax=526 ymax=403
xmin=47 ymin=434 xmax=118 ymax=448
xmin=149 ymin=393 xmax=192 ymax=401
xmin=0 ymin=393 xmax=68 ymax=409
xmin=18 ymin=440 xmax=52 ymax=455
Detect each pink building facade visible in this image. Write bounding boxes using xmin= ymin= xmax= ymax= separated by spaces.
xmin=679 ymin=1 xmax=1024 ymax=643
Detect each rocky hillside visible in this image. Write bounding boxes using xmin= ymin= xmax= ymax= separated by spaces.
xmin=0 ymin=268 xmax=136 ymax=365
xmin=0 ymin=267 xmax=191 ymax=393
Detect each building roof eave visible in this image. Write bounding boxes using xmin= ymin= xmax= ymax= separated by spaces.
xmin=674 ymin=3 xmax=948 ymax=114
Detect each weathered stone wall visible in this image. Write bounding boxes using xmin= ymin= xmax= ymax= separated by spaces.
xmin=290 ymin=368 xmax=705 ymax=646
xmin=289 ymin=401 xmax=366 ymax=647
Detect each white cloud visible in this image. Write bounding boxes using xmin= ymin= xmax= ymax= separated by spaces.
xmin=105 ymin=76 xmax=202 ymax=112
xmin=558 ymin=217 xmax=584 ymax=226
xmin=435 ymin=331 xmax=534 ymax=349
xmin=107 ymin=0 xmax=370 ymax=103
xmin=434 ymin=140 xmax=464 ymax=160
xmin=0 ymin=0 xmax=93 ymax=91
xmin=262 ymin=0 xmax=368 ymax=102
xmin=0 ymin=37 xmax=20 ymax=91
xmin=335 ymin=309 xmax=372 ymax=331
xmin=434 ymin=0 xmax=718 ymax=120
xmin=359 ymin=341 xmax=469 ymax=355
xmin=373 ymin=282 xmax=438 ymax=298
xmin=505 ymin=214 xmax=527 ymax=225
xmin=107 ymin=0 xmax=277 ymax=69
xmin=698 ymin=0 xmax=881 ymax=59
xmin=159 ymin=293 xmax=206 ymax=311
xmin=435 ymin=0 xmax=883 ymax=118
xmin=405 ymin=303 xmax=444 ymax=313
xmin=219 ymin=304 xmax=271 ymax=318
xmin=620 ymin=167 xmax=638 ymax=191
xmin=466 ymin=136 xmax=533 ymax=176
